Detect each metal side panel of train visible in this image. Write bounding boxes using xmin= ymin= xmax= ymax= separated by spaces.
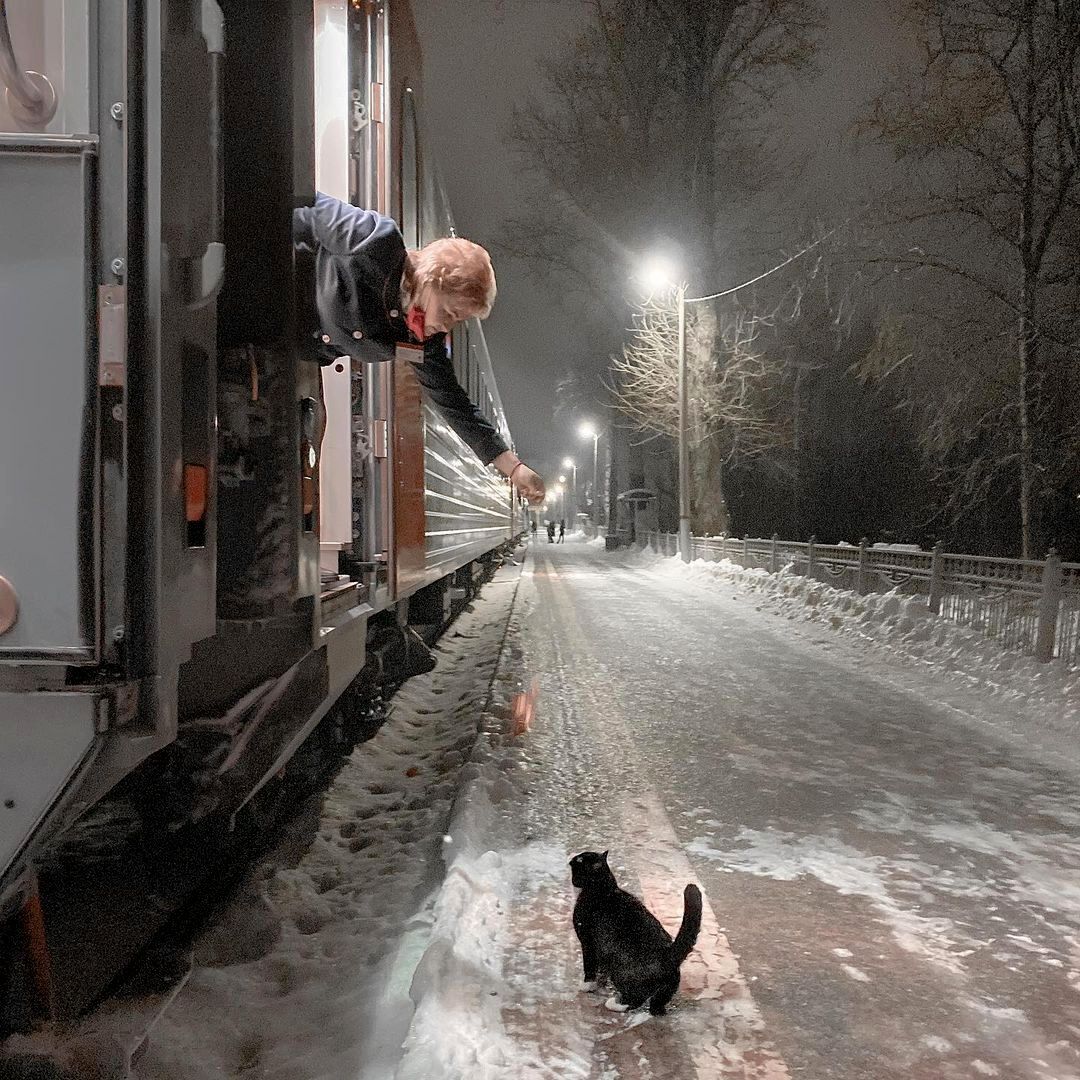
xmin=422 ymin=318 xmax=516 ymax=586
xmin=0 ymin=0 xmax=520 ymax=1030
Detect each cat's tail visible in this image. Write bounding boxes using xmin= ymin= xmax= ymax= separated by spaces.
xmin=670 ymin=883 xmax=703 ymax=965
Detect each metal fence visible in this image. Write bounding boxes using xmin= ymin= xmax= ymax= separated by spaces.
xmin=642 ymin=532 xmax=1080 ymax=668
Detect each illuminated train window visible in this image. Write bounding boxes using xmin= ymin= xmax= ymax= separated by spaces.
xmin=400 ymin=89 xmax=421 ymax=249
xmin=454 ymin=321 xmax=469 ymax=387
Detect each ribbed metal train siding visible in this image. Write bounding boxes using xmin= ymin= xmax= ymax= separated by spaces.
xmin=422 ymin=404 xmax=512 ymax=580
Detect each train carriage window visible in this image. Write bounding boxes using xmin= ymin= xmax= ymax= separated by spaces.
xmin=400 ymin=89 xmax=421 ymax=249
xmin=461 ymin=323 xmax=470 ymax=386
xmin=452 ymin=323 xmax=467 ymax=386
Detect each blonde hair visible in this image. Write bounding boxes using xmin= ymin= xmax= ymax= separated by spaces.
xmin=411 ymin=237 xmax=497 ymax=318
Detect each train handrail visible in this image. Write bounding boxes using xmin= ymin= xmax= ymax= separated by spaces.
xmin=0 ymin=0 xmax=57 ymax=126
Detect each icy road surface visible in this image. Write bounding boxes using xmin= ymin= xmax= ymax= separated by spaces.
xmin=116 ymin=536 xmax=1080 ymax=1080
xmin=440 ymin=537 xmax=1080 ymax=1080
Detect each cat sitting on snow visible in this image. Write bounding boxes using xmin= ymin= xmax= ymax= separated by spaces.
xmin=570 ymin=850 xmax=702 ymax=1016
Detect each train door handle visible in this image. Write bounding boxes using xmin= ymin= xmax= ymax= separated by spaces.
xmin=300 ymin=396 xmax=318 ymax=529
xmin=371 ymin=419 xmax=388 ymax=459
xmin=187 ymin=0 xmax=225 ymax=307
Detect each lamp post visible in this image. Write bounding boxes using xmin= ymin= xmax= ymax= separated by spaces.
xmin=562 ymin=457 xmax=577 ymax=524
xmin=640 ymin=258 xmax=691 ymax=562
xmin=639 ymin=235 xmax=830 ymax=561
xmin=676 ymin=281 xmax=690 ymax=563
xmin=578 ymin=422 xmax=600 ymax=525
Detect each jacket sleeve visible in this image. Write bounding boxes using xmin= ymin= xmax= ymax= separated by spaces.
xmin=292 ymin=203 xmax=318 ymax=254
xmin=413 ymin=335 xmax=510 ymax=466
xmin=293 ymin=192 xmax=381 ymax=256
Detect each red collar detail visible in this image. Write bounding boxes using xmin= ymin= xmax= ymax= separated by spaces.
xmin=405 ymin=306 xmax=426 ymax=342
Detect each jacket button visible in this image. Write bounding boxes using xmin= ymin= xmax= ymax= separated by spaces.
xmin=352 ymin=330 xmax=363 ymax=339
xmin=321 ymin=334 xmax=331 ymax=344
xmin=389 ymin=309 xmax=399 ymax=318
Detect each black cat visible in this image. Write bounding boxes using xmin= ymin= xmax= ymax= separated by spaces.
xmin=570 ymin=850 xmax=702 ymax=1016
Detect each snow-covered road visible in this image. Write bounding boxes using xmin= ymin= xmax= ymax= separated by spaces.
xmin=61 ymin=535 xmax=1080 ymax=1079
xmin=458 ymin=537 xmax=1080 ymax=1080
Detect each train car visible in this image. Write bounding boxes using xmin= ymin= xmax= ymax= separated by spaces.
xmin=0 ymin=0 xmax=520 ymax=1033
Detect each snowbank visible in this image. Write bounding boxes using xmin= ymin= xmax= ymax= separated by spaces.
xmin=5 ymin=550 xmax=548 ymax=1080
xmin=52 ymin=563 xmax=528 ymax=1080
xmin=395 ymin=606 xmax=537 ymax=1079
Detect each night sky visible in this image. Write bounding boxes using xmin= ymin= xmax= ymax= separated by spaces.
xmin=413 ymin=0 xmax=898 ymax=476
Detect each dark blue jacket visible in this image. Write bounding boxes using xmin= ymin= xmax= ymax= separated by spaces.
xmin=293 ymin=193 xmax=509 ymax=465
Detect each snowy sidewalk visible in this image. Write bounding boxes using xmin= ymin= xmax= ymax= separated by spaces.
xmin=400 ymin=537 xmax=1080 ymax=1080
xmin=395 ymin=539 xmax=800 ymax=1077
xmin=56 ymin=536 xmax=1080 ymax=1079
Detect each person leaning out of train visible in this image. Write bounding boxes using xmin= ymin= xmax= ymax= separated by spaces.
xmin=293 ymin=192 xmax=546 ymax=505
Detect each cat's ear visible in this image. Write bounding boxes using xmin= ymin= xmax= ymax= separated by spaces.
xmin=601 ymin=851 xmax=609 ymax=863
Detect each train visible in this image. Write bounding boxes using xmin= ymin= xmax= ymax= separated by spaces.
xmin=0 ymin=0 xmax=522 ymax=1034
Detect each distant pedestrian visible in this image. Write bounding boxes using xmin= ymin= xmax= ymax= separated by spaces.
xmin=558 ymin=519 xmax=566 ymax=543
xmin=530 ymin=517 xmax=537 ymax=538
xmin=547 ymin=521 xmax=556 ymax=543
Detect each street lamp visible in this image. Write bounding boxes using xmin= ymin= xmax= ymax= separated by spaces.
xmin=638 ymin=258 xmax=690 ymax=563
xmin=562 ymin=457 xmax=577 ymax=523
xmin=579 ymin=422 xmax=600 ymax=526
xmin=554 ymin=483 xmax=565 ymax=522
xmin=638 ymin=235 xmax=831 ymax=560
xmin=640 ymin=256 xmax=680 ymax=295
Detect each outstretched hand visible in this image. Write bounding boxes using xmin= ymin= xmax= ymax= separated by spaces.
xmin=511 ymin=463 xmax=546 ymax=507
xmin=493 ymin=452 xmax=546 ymax=506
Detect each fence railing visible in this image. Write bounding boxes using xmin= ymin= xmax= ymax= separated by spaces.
xmin=641 ymin=531 xmax=1080 ymax=668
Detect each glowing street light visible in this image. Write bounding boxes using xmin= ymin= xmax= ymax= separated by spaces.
xmin=639 ymin=254 xmax=690 ymax=562
xmin=639 ymin=255 xmax=680 ymax=294
xmin=561 ymin=458 xmax=578 ymax=526
xmin=579 ymin=422 xmax=601 ymax=525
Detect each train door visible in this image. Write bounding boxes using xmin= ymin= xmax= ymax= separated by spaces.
xmin=313 ymin=0 xmax=354 ymax=579
xmin=312 ymin=0 xmax=395 ymax=604
xmin=0 ymin=0 xmax=107 ymax=899
xmin=392 ymin=86 xmax=428 ymax=597
xmin=353 ymin=1 xmax=396 ymax=605
xmin=0 ymin=4 xmax=106 ymax=666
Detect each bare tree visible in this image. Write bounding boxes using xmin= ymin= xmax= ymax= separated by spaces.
xmin=609 ymin=288 xmax=804 ymax=531
xmin=505 ymin=0 xmax=822 ymax=301
xmin=505 ymin=1 xmax=824 ymax=533
xmin=859 ymin=0 xmax=1080 ymax=557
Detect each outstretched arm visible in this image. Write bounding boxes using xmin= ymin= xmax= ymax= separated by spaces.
xmin=413 ymin=336 xmax=546 ymax=505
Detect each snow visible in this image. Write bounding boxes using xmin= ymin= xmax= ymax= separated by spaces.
xmin=9 ymin=536 xmax=1080 ymax=1079
xmin=630 ymin=546 xmax=1080 ymax=768
xmin=688 ymin=827 xmax=982 ymax=977
xmin=840 ymin=964 xmax=871 ymax=983
xmin=63 ymin=559 xmax=525 ymax=1080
